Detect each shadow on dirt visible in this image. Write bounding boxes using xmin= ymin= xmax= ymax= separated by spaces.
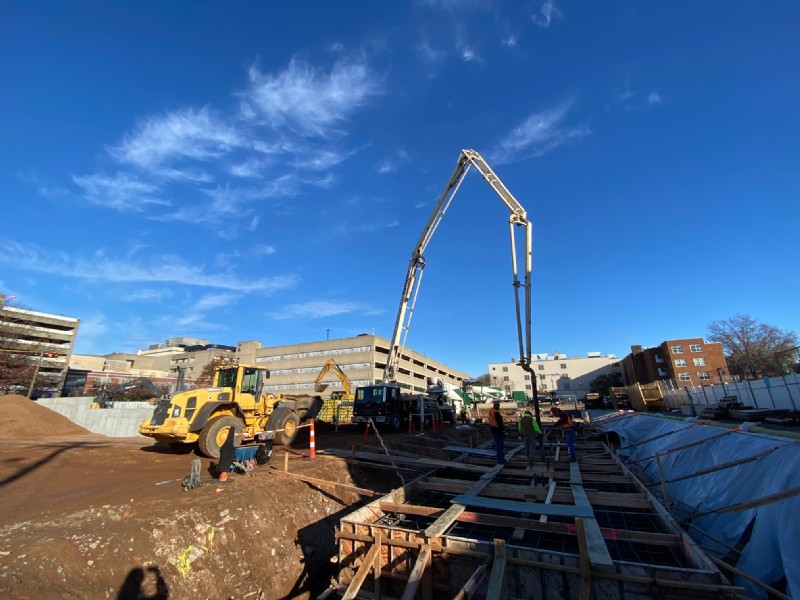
xmin=117 ymin=565 xmax=169 ymax=600
xmin=0 ymin=440 xmax=111 ymax=488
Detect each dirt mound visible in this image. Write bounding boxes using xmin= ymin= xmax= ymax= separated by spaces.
xmin=0 ymin=394 xmax=90 ymax=438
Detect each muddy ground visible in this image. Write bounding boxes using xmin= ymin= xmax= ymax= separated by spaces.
xmin=0 ymin=395 xmax=418 ymax=600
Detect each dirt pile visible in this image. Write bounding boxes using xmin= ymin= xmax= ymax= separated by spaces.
xmin=0 ymin=394 xmax=90 ymax=438
xmin=0 ymin=436 xmax=395 ymax=600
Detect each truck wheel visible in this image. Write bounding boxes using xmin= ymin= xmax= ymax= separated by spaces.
xmin=198 ymin=415 xmax=242 ymax=459
xmin=275 ymin=412 xmax=300 ymax=445
xmin=389 ymin=412 xmax=402 ymax=432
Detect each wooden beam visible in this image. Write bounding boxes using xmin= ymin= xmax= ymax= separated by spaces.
xmin=539 ymin=481 xmax=557 ymax=524
xmin=486 ymin=539 xmax=508 ymax=600
xmin=269 ymin=467 xmax=379 ymax=497
xmin=343 ymin=538 xmax=382 ymax=600
xmin=575 ymin=518 xmax=595 ymax=600
xmin=379 ymin=501 xmax=444 ymax=517
xmin=569 ymin=463 xmax=614 ymax=568
xmin=452 ymin=493 xmax=594 ymax=518
xmin=400 ymin=544 xmax=432 ymax=600
xmin=424 ymin=445 xmax=524 ymax=539
xmin=452 ymin=562 xmax=488 ymax=600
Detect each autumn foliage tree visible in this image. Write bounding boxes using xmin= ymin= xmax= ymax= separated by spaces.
xmin=195 ymin=356 xmax=236 ymax=387
xmin=707 ymin=314 xmax=798 ymax=379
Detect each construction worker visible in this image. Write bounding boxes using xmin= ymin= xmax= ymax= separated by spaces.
xmin=559 ymin=411 xmax=577 ymax=462
xmin=518 ymin=410 xmax=542 ymax=469
xmin=487 ymin=401 xmax=506 ymax=464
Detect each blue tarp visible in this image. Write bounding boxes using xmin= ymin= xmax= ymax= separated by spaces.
xmin=591 ymin=411 xmax=800 ymax=599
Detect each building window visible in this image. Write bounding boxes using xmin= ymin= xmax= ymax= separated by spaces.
xmin=524 ymin=375 xmax=530 ymax=381
xmin=502 ymin=366 xmax=508 ymax=372
xmin=678 ymin=373 xmax=692 ymax=382
xmin=675 ymin=359 xmax=687 ymax=367
xmin=698 ymin=372 xmax=711 ymax=381
xmin=542 ymin=384 xmax=547 ymax=391
xmin=560 ymin=363 xmax=567 ymax=369
xmin=694 ymin=358 xmax=706 ymax=367
xmin=671 ymin=345 xmax=684 ymax=354
xmin=658 ymin=368 xmax=667 ymax=376
xmin=503 ymin=376 xmax=509 ymax=382
xmin=538 ymin=365 xmax=544 ymax=371
xmin=655 ymin=355 xmax=664 ymax=363
xmin=690 ymin=344 xmax=702 ymax=352
xmin=525 ymin=385 xmax=531 ymax=390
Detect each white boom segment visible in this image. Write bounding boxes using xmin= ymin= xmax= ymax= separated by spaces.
xmin=384 ymin=149 xmax=533 ymax=384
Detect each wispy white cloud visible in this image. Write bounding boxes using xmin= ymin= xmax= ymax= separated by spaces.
xmin=252 ymin=244 xmax=276 ymax=257
xmin=195 ymin=292 xmax=242 ymax=311
xmin=120 ymin=288 xmax=174 ymax=302
xmin=501 ymin=34 xmax=518 ymax=48
xmin=110 ymin=107 xmax=244 ymax=174
xmin=377 ymin=149 xmax=410 ymax=174
xmin=419 ymin=0 xmax=488 ymax=10
xmin=268 ymin=300 xmax=383 ymax=320
xmin=416 ymin=39 xmax=447 ymax=73
xmin=611 ymin=86 xmax=663 ymax=111
xmin=532 ymin=0 xmax=562 ymax=28
xmin=0 ymin=240 xmax=299 ymax=293
xmin=72 ymin=173 xmax=168 ymax=211
xmin=242 ymin=58 xmax=383 ymax=136
xmin=489 ymin=102 xmax=590 ymax=164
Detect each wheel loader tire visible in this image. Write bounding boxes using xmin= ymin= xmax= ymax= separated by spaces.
xmin=168 ymin=442 xmax=194 ymax=454
xmin=275 ymin=412 xmax=300 ymax=446
xmin=197 ymin=415 xmax=243 ymax=459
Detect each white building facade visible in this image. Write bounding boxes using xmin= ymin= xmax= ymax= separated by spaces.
xmin=488 ymin=352 xmax=625 ymax=398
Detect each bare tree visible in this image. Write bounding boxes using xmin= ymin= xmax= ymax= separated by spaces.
xmin=0 ymin=299 xmax=47 ymax=395
xmin=707 ymin=314 xmax=798 ymax=379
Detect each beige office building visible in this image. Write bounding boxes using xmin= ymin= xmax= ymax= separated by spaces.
xmin=489 ymin=352 xmax=625 ymax=397
xmin=76 ymin=334 xmax=468 ymax=398
xmin=237 ymin=335 xmax=470 ymax=396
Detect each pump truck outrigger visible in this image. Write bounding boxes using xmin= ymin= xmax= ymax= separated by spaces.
xmin=353 ymin=149 xmax=543 ymax=431
xmin=138 ymin=363 xmax=323 ymax=458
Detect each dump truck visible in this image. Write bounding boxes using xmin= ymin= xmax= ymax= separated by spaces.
xmin=138 ymin=363 xmax=322 ymax=458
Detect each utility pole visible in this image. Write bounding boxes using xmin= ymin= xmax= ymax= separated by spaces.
xmin=326 ymin=328 xmax=331 ymax=341
xmin=26 ymin=349 xmax=44 ymax=399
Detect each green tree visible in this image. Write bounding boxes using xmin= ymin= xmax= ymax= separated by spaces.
xmin=473 ymin=373 xmax=491 ymax=386
xmin=589 ymin=373 xmax=623 ymax=396
xmin=708 ymin=314 xmax=798 ymax=379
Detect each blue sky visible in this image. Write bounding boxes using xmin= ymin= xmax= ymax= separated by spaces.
xmin=1 ymin=1 xmax=798 ymax=377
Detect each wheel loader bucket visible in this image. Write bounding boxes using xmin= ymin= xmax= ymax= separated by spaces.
xmin=315 ymin=383 xmax=329 ymax=392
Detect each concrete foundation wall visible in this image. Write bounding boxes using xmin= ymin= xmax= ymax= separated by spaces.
xmin=37 ymin=397 xmax=155 ymax=437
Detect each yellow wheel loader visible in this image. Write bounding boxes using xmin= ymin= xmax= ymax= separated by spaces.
xmin=138 ymin=364 xmax=322 ymax=458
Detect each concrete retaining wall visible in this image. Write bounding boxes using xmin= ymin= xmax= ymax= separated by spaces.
xmin=37 ymin=397 xmax=155 ymax=438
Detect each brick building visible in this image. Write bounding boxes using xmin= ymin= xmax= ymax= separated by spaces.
xmin=621 ymin=338 xmax=728 ymax=388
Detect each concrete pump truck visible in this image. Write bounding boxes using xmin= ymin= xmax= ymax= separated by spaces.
xmin=352 ymin=149 xmax=543 ymax=431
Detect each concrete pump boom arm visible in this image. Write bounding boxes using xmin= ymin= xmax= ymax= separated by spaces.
xmin=384 ymin=149 xmax=533 ymax=385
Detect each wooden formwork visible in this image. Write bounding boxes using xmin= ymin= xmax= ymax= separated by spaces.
xmin=330 ymin=426 xmax=745 ymax=599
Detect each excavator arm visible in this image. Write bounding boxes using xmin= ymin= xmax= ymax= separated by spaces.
xmin=384 ymin=149 xmax=534 ymax=385
xmin=314 ymin=358 xmax=353 ymax=398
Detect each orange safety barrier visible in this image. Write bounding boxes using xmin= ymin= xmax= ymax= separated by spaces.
xmin=309 ymin=418 xmax=316 ymax=459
